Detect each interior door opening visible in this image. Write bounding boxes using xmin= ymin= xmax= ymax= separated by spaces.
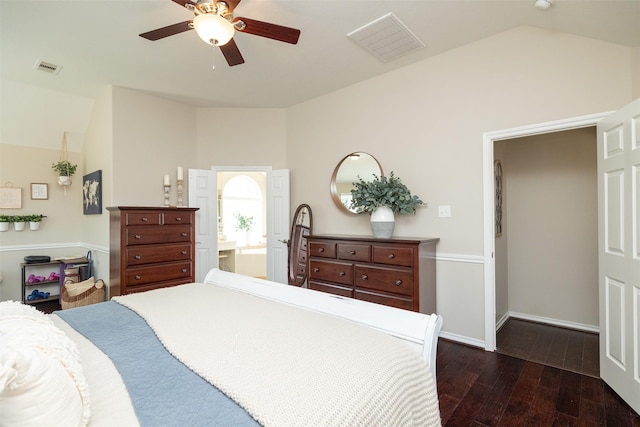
xmin=482 ymin=112 xmax=611 ymax=352
xmin=217 ymin=171 xmax=267 ymax=279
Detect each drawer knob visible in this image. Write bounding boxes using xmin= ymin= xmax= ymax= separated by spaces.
xmin=134 ymin=275 xmax=142 ymax=280
xmin=388 ymin=253 xmax=395 ymax=259
xmin=318 ymin=248 xmax=325 ymax=253
xmin=181 ymin=268 xmax=187 ymax=273
xmin=181 ymin=250 xmax=187 ymax=255
xmin=181 ymin=232 xmax=188 ymax=237
xmin=141 ymin=217 xmax=148 ymax=222
xmin=176 ymin=217 xmax=183 ymax=222
xmin=134 ymin=234 xmax=142 ymax=239
xmin=395 ymin=280 xmax=402 ymax=286
xmin=338 ymin=271 xmax=345 ymax=276
xmin=350 ymin=250 xmax=356 ymax=255
xmin=313 ymin=268 xmax=319 ymax=273
xmin=134 ymin=255 xmax=142 ymax=260
xmin=361 ymin=274 xmax=368 ymax=280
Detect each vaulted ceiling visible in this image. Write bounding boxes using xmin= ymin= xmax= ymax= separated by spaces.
xmin=1 ymin=0 xmax=639 ymax=108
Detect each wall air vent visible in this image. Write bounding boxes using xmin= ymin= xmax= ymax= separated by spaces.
xmin=347 ymin=13 xmax=424 ymax=63
xmin=34 ymin=60 xmax=62 ymax=75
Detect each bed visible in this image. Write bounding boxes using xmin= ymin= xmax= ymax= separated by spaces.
xmin=0 ymin=269 xmax=442 ymax=427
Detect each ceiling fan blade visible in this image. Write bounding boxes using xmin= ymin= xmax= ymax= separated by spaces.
xmin=218 ymin=0 xmax=242 ymax=13
xmin=234 ymin=17 xmax=300 ymax=44
xmin=139 ymin=20 xmax=193 ymax=41
xmin=171 ymin=0 xmax=196 ymax=8
xmin=220 ymin=38 xmax=245 ymax=66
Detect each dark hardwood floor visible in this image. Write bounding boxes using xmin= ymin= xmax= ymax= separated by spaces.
xmin=496 ymin=318 xmax=600 ymax=378
xmin=436 ymin=339 xmax=639 ymax=426
xmin=33 ymin=299 xmax=61 ymax=314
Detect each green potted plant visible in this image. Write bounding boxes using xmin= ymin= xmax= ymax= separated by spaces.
xmin=0 ymin=215 xmax=10 ymax=232
xmin=234 ymin=213 xmax=255 ymax=247
xmin=350 ymin=172 xmax=426 ymax=238
xmin=52 ymin=160 xmax=78 ymax=186
xmin=11 ymin=215 xmax=27 ymax=232
xmin=27 ymin=214 xmax=44 ymax=231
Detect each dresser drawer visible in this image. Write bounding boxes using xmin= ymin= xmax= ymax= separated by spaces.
xmin=126 ymin=243 xmax=192 ymax=266
xmin=354 ymin=289 xmax=414 ymax=311
xmin=126 ymin=226 xmax=192 ymax=245
xmin=372 ymin=245 xmax=414 ymax=267
xmin=163 ymin=211 xmax=192 ymax=225
xmin=309 ymin=241 xmax=336 ymax=258
xmin=355 ymin=265 xmax=414 ymax=296
xmin=309 ymin=259 xmax=353 ymax=285
xmin=309 ymin=281 xmax=353 ymax=298
xmin=337 ymin=243 xmax=371 ymax=262
xmin=125 ymin=212 xmax=162 ymax=226
xmin=126 ymin=262 xmax=192 ymax=286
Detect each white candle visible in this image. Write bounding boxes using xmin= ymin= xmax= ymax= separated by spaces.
xmin=164 ymin=174 xmax=170 ymax=186
xmin=177 ymin=166 xmax=183 ymax=181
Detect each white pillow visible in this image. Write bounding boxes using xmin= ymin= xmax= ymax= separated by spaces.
xmin=0 ymin=301 xmax=90 ymax=427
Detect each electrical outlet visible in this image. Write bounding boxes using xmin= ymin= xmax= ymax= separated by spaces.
xmin=438 ymin=205 xmax=451 ymax=218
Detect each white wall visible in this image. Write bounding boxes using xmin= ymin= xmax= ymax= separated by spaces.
xmin=0 ymin=81 xmax=94 ymax=301
xmin=111 ymin=87 xmax=198 ymax=206
xmin=285 ymin=26 xmax=634 ymax=344
xmin=195 ymin=108 xmax=287 ymax=169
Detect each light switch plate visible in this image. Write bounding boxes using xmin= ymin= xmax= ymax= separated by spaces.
xmin=438 ymin=205 xmax=451 ymax=218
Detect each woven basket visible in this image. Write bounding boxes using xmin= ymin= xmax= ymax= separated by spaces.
xmin=61 ymin=279 xmax=106 ymax=310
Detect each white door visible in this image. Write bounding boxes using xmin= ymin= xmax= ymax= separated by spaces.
xmin=188 ymin=169 xmax=218 ymax=282
xmin=597 ymin=97 xmax=640 ymax=415
xmin=267 ymin=169 xmax=290 ymax=283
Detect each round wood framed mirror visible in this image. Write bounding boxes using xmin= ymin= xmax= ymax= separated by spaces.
xmin=330 ymin=152 xmax=383 ymax=214
xmin=288 ymin=204 xmax=312 ymax=286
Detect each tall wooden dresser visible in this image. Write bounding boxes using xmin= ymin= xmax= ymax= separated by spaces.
xmin=108 ymin=206 xmax=199 ymax=296
xmin=307 ymin=235 xmax=439 ymax=313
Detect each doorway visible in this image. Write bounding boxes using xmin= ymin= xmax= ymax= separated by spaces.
xmin=217 ymin=171 xmax=267 ymax=279
xmin=482 ymin=112 xmax=613 ymax=351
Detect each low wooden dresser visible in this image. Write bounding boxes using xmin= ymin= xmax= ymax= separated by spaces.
xmin=108 ymin=206 xmax=199 ymax=296
xmin=307 ymin=235 xmax=439 ymax=313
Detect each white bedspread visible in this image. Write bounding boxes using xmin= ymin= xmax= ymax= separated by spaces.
xmin=114 ymin=283 xmax=441 ymax=426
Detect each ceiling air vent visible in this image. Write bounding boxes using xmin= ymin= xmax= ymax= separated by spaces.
xmin=34 ymin=60 xmax=62 ymax=75
xmin=347 ymin=13 xmax=424 ymax=63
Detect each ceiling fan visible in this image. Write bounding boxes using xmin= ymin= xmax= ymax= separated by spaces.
xmin=139 ymin=0 xmax=301 ymax=66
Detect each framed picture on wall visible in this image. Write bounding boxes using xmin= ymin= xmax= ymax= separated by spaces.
xmin=30 ymin=183 xmax=48 ymax=200
xmin=83 ymin=170 xmax=102 ymax=215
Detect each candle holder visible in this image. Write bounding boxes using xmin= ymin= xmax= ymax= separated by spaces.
xmin=176 ymin=179 xmax=184 ymax=207
xmin=163 ymin=185 xmax=171 ymax=207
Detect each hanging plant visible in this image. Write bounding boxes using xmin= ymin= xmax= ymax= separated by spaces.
xmin=54 ymin=132 xmax=77 ymax=187
xmin=51 ymin=160 xmax=78 ymax=177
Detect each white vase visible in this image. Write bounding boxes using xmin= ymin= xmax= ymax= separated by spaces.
xmin=0 ymin=223 xmax=8 ymax=232
xmin=29 ymin=222 xmax=40 ymax=231
xmin=58 ymin=176 xmax=72 ymax=186
xmin=370 ymin=206 xmax=395 ymax=238
xmin=13 ymin=221 xmax=25 ymax=231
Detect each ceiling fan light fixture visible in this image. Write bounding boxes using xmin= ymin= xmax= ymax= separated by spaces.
xmin=193 ymin=13 xmax=234 ymax=46
xmin=534 ymin=0 xmax=553 ymax=10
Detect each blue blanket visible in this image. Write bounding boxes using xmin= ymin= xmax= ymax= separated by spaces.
xmin=56 ymin=301 xmax=260 ymax=427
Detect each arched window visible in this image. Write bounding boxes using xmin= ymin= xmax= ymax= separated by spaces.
xmin=221 ymin=175 xmax=263 ymax=246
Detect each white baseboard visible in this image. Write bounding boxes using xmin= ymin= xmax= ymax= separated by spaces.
xmin=439 ymin=331 xmax=486 ymax=349
xmin=496 ymin=312 xmax=510 ymax=331
xmin=507 ymin=311 xmax=599 ymax=334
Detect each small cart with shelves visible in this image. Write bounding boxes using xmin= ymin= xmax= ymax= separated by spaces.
xmin=21 ymin=261 xmax=62 ymax=304
xmin=21 ymin=256 xmax=93 ymax=305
